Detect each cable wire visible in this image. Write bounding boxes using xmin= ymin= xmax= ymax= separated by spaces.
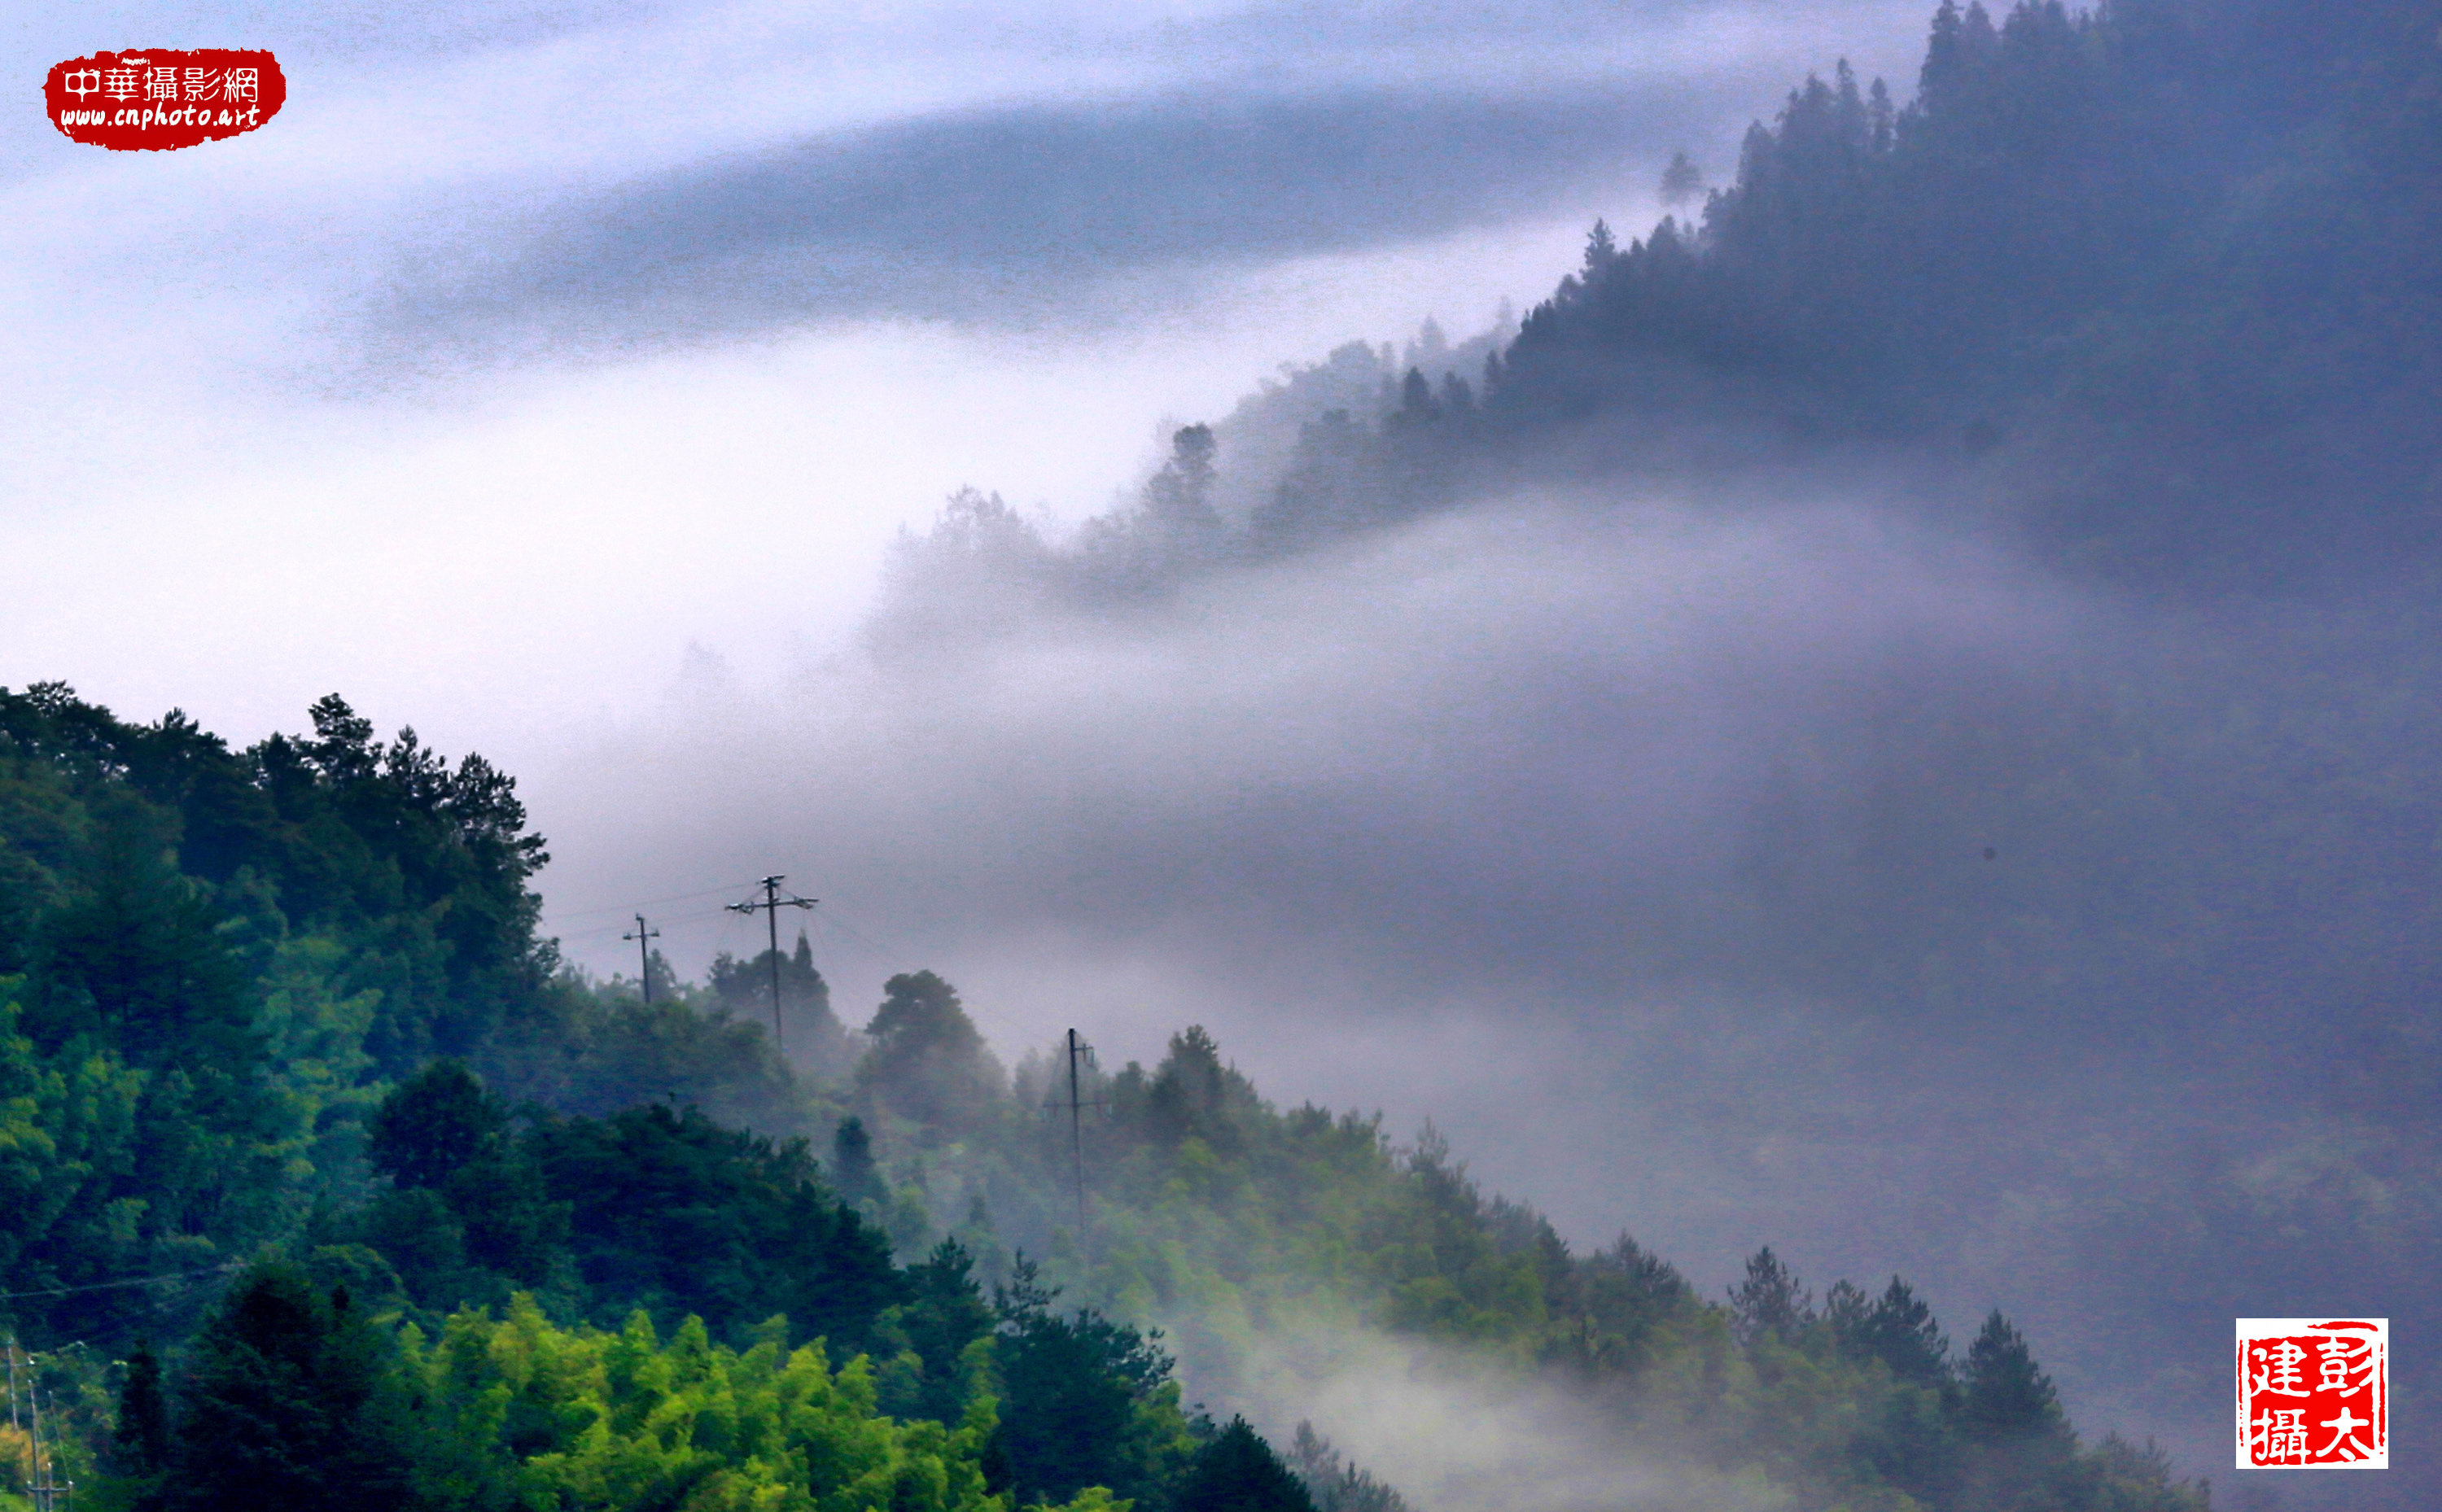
xmin=0 ymin=1262 xmax=244 ymax=1302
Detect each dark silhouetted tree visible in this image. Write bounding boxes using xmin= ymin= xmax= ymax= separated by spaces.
xmin=1728 ymin=1246 xmax=1814 ymax=1346
xmin=832 ymin=1115 xmax=883 ymax=1207
xmin=1660 ymin=151 xmax=1706 ymax=208
xmin=109 ymin=1338 xmax=173 ymax=1482
xmin=991 ymin=1258 xmax=1179 ymax=1505
xmin=1179 ymin=1418 xmax=1317 ymax=1512
xmin=160 ymin=1265 xmax=417 ymax=1512
xmin=1864 ymin=1276 xmax=1953 ymax=1388
xmin=1961 ymin=1309 xmax=2065 ymax=1440
xmin=878 ymin=1238 xmax=997 ymax=1425
xmin=859 ymin=971 xmax=1000 ymax=1128
xmin=368 ymin=1060 xmax=505 ymax=1191
xmin=1145 ymin=1025 xmax=1249 ymax=1151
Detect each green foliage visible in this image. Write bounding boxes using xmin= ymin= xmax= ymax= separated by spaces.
xmin=1843 ymin=1277 xmax=1953 ymax=1390
xmin=1283 ymin=1422 xmax=1408 ymax=1512
xmin=708 ymin=933 xmax=852 ymax=1077
xmin=860 ymin=1022 xmax=2208 ymax=1512
xmin=873 ymin=1240 xmax=996 ymax=1426
xmin=107 ymin=1339 xmax=170 ymax=1481
xmin=0 ymin=684 xmax=561 ymax=1351
xmin=0 ymin=686 xmax=837 ymax=1357
xmin=530 ymin=1101 xmax=906 ymax=1349
xmin=1959 ymin=1309 xmax=2064 ymax=1442
xmin=372 ymin=1063 xmax=510 ymax=1191
xmin=1727 ymin=1245 xmax=1813 ymax=1347
xmin=395 ymin=1299 xmax=1013 ymax=1512
xmin=157 ymin=1264 xmax=418 ymax=1512
xmin=0 ymin=685 xmax=2219 ymax=1512
xmin=479 ymin=968 xmax=813 ymax=1134
xmin=860 ymin=972 xmax=1001 ymax=1132
xmin=989 ymin=1260 xmax=1192 ymax=1508
xmin=1175 ymin=1418 xmax=1315 ymax=1512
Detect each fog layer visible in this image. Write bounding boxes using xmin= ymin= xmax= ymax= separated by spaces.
xmin=532 ymin=475 xmax=2437 ymax=1498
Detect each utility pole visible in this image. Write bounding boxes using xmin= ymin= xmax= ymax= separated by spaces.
xmin=25 ymin=1357 xmax=46 ymax=1512
xmin=726 ymin=876 xmax=813 ymax=1053
xmin=622 ymin=914 xmax=660 ymax=1003
xmin=1052 ymin=1029 xmax=1106 ymax=1246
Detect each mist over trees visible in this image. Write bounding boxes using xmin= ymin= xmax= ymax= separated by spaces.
xmin=881 ymin=0 xmax=2439 ymax=615
xmin=2 ymin=683 xmax=2214 ymax=1511
xmin=846 ymin=7 xmax=2437 ymax=1505
xmin=5 ymin=2 xmax=2435 ymax=1510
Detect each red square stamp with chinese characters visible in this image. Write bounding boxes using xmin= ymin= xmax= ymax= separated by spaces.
xmin=2237 ymin=1318 xmax=2387 ymax=1468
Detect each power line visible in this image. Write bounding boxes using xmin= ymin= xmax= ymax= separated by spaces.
xmin=547 ymin=902 xmax=735 ymax=945
xmin=0 ymin=1262 xmax=243 ymax=1302
xmin=539 ymin=881 xmax=759 ymax=927
xmin=727 ymin=876 xmax=815 ymax=1054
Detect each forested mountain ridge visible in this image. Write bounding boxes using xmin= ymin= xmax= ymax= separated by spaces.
xmin=1485 ymin=0 xmax=2442 ymax=570
xmin=0 ymin=684 xmax=1195 ymax=1512
xmin=874 ymin=0 xmax=2441 ymax=622
xmin=9 ymin=3 xmax=2424 ymax=1508
xmin=4 ymin=686 xmax=2211 ymax=1510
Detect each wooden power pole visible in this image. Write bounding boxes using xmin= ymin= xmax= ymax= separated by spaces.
xmin=726 ymin=876 xmax=813 ymax=1052
xmin=623 ymin=914 xmax=660 ymax=1003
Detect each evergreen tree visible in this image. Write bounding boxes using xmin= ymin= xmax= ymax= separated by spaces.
xmin=1861 ymin=1276 xmax=1953 ymax=1387
xmin=368 ymin=1061 xmax=506 ymax=1190
xmin=1144 ymin=1025 xmax=1249 ymax=1150
xmin=1659 ymin=151 xmax=1706 ymax=208
xmin=160 ymin=1265 xmax=418 ymax=1512
xmin=1727 ymin=1245 xmax=1814 ymax=1345
xmin=991 ymin=1258 xmax=1185 ymax=1505
xmin=529 ymin=1100 xmax=905 ymax=1349
xmin=1961 ymin=1309 xmax=2065 ymax=1440
xmin=859 ymin=971 xmax=1000 ymax=1128
xmin=880 ymin=1238 xmax=998 ymax=1424
xmin=1285 ymin=1422 xmax=1411 ymax=1512
xmin=833 ymin=1114 xmax=884 ymax=1207
xmin=1582 ymin=218 xmax=1618 ymax=273
xmin=108 ymin=1339 xmax=172 ymax=1481
xmin=1177 ymin=1418 xmax=1317 ymax=1512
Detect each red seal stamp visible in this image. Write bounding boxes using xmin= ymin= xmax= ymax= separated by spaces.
xmin=43 ymin=49 xmax=285 ymax=151
xmin=2236 ymin=1318 xmax=2388 ymax=1468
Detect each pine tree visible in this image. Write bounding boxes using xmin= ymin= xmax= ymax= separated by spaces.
xmin=1660 ymin=151 xmax=1706 ymax=208
xmin=160 ymin=1265 xmax=418 ymax=1512
xmin=833 ymin=1115 xmax=883 ymax=1207
xmin=1728 ymin=1246 xmax=1814 ymax=1345
xmin=1177 ymin=1418 xmax=1317 ymax=1512
xmin=1961 ymin=1309 xmax=2064 ymax=1440
xmin=108 ymin=1339 xmax=172 ymax=1480
xmin=1862 ymin=1277 xmax=1952 ymax=1387
xmin=1582 ymin=218 xmax=1618 ymax=274
xmin=1919 ymin=0 xmax=1969 ymax=110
